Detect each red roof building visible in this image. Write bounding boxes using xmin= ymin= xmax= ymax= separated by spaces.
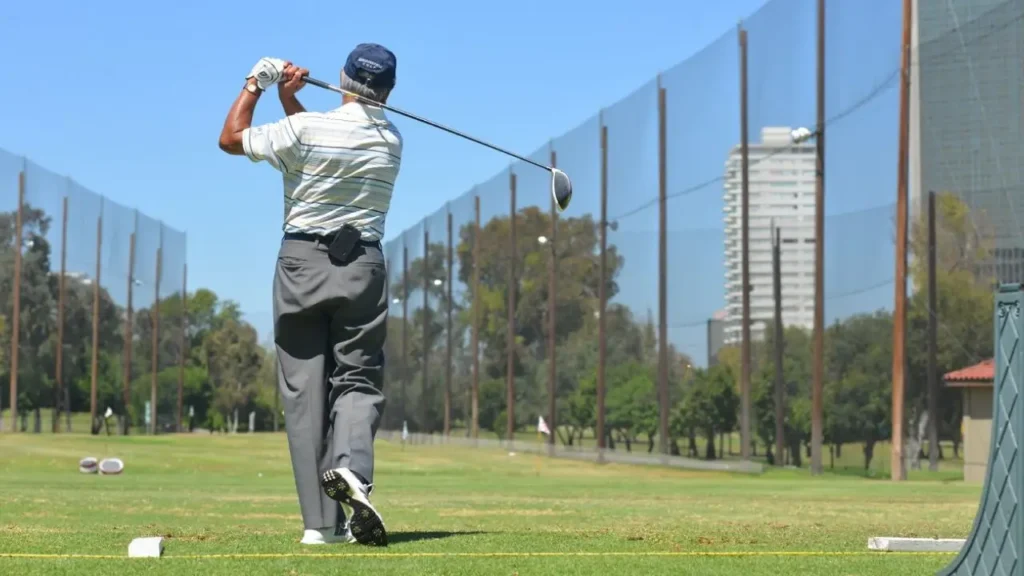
xmin=944 ymin=358 xmax=994 ymax=387
xmin=944 ymin=358 xmax=994 ymax=483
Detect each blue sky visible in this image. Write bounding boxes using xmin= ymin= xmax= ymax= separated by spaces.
xmin=0 ymin=0 xmax=903 ymax=357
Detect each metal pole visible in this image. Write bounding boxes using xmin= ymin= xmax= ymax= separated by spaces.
xmin=657 ymin=76 xmax=670 ymax=456
xmin=90 ymin=204 xmax=103 ymax=432
xmin=402 ymin=244 xmax=409 ymax=427
xmin=891 ymin=0 xmax=912 ymax=482
xmin=471 ymin=195 xmax=481 ymax=440
xmin=123 ymin=230 xmax=136 ymax=435
xmin=9 ymin=169 xmax=24 ymax=433
xmin=810 ymin=0 xmax=827 ymax=476
xmin=178 ymin=263 xmax=187 ymax=433
xmin=548 ymin=148 xmax=558 ymax=451
xmin=445 ymin=210 xmax=453 ymax=436
xmin=54 ymin=193 xmax=68 ymax=433
xmin=598 ymin=119 xmax=608 ymax=456
xmin=773 ymin=225 xmax=785 ymax=466
xmin=422 ymin=229 xmax=429 ymax=432
xmin=507 ymin=171 xmax=517 ymax=444
xmin=927 ymin=191 xmax=938 ymax=472
xmin=739 ymin=26 xmax=753 ymax=460
xmin=151 ymin=244 xmax=162 ymax=435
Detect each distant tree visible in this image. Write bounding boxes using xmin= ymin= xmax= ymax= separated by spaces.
xmin=825 ymin=312 xmax=893 ymax=470
xmin=752 ymin=325 xmax=812 ymax=467
xmin=604 ymin=361 xmax=658 ymax=452
xmin=906 ymin=191 xmax=993 ymax=461
xmin=203 ymin=315 xmax=263 ymax=432
xmin=673 ymin=364 xmax=738 ymax=460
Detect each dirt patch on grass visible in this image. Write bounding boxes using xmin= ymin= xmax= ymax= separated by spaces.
xmin=0 ymin=524 xmax=71 ymax=535
xmin=221 ymin=512 xmax=299 ymax=521
xmin=217 ymin=494 xmax=295 ymax=503
xmin=439 ymin=508 xmax=561 ymax=518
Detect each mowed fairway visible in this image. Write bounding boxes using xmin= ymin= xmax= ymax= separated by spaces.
xmin=0 ymin=433 xmax=981 ymax=575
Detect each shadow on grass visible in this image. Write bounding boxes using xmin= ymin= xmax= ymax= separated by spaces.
xmin=389 ymin=531 xmax=488 ymax=545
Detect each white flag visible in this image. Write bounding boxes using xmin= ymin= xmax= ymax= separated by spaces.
xmin=401 ymin=421 xmax=409 ymax=441
xmin=537 ymin=416 xmax=550 ymax=435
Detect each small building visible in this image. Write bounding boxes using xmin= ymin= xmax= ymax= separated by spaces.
xmin=944 ymin=358 xmax=994 ymax=483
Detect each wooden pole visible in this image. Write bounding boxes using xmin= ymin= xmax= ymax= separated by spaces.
xmin=927 ymin=191 xmax=938 ymax=472
xmin=739 ymin=25 xmax=753 ymax=460
xmin=548 ymin=148 xmax=558 ymax=451
xmin=422 ymin=229 xmax=429 ymax=432
xmin=657 ymin=76 xmax=670 ymax=456
xmin=507 ymin=171 xmax=517 ymax=444
xmin=177 ymin=263 xmax=187 ymax=433
xmin=598 ymin=119 xmax=608 ymax=456
xmin=810 ymin=0 xmax=827 ymax=476
xmin=123 ymin=230 xmax=136 ymax=435
xmin=773 ymin=225 xmax=786 ymax=465
xmin=9 ymin=169 xmax=24 ymax=433
xmin=471 ymin=195 xmax=481 ymax=440
xmin=54 ymin=194 xmax=68 ymax=433
xmin=445 ymin=210 xmax=453 ymax=436
xmin=90 ymin=204 xmax=103 ymax=432
xmin=891 ymin=0 xmax=913 ymax=482
xmin=150 ymin=243 xmax=162 ymax=435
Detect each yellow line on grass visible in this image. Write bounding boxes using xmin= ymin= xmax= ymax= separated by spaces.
xmin=0 ymin=551 xmax=959 ymax=560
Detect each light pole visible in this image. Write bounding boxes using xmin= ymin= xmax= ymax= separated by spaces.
xmin=791 ymin=124 xmax=824 ymax=476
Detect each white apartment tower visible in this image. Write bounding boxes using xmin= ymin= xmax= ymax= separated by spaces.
xmin=723 ymin=126 xmax=816 ymax=344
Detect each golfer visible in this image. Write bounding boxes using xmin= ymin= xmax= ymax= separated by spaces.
xmin=217 ymin=44 xmax=401 ymax=547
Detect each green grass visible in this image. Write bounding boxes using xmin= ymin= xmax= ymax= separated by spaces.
xmin=0 ymin=432 xmax=982 ymax=575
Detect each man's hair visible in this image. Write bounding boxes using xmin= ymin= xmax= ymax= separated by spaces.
xmin=340 ymin=71 xmax=391 ymax=104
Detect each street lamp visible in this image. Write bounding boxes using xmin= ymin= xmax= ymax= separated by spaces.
xmin=537 ymin=235 xmax=548 ymax=245
xmin=433 ymin=278 xmax=443 ymax=287
xmin=790 ymin=126 xmax=816 ymax=144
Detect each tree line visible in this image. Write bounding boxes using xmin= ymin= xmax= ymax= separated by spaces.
xmin=0 ymin=204 xmax=277 ymax=434
xmin=0 ymin=189 xmax=994 ymax=466
xmin=386 ymin=192 xmax=994 ymax=469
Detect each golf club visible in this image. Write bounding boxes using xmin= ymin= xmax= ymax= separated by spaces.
xmin=301 ymin=75 xmax=573 ymax=212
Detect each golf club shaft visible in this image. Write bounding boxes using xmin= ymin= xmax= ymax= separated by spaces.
xmin=302 ymin=76 xmax=551 ymax=173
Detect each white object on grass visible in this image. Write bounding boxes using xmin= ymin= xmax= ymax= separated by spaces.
xmin=79 ymin=457 xmax=99 ymax=474
xmin=128 ymin=536 xmax=164 ymax=558
xmin=867 ymin=537 xmax=965 ymax=552
xmin=99 ymin=458 xmax=124 ymax=475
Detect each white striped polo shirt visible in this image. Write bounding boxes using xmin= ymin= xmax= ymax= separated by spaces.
xmin=242 ymin=101 xmax=403 ymax=241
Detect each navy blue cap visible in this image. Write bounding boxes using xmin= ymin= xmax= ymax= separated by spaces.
xmin=343 ymin=43 xmax=397 ymax=90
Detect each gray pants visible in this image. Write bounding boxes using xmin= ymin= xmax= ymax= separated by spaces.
xmin=273 ymin=236 xmax=388 ymax=531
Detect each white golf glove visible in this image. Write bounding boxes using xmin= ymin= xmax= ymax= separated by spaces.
xmin=246 ymin=57 xmax=288 ymax=91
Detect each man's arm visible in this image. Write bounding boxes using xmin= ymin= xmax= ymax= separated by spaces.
xmin=218 ymin=81 xmax=261 ymax=155
xmin=219 ymin=58 xmax=306 ymax=155
xmin=278 ymin=64 xmax=309 ymax=116
xmin=218 ymin=58 xmax=306 ymax=171
xmin=280 ymin=94 xmax=306 ymax=116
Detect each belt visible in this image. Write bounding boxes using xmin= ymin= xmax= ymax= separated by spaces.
xmin=284 ymin=231 xmax=381 ymax=248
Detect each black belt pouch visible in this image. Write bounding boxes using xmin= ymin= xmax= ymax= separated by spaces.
xmin=327 ymin=224 xmax=362 ymax=264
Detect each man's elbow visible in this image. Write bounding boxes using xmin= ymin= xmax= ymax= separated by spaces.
xmin=218 ymin=132 xmax=244 ymax=155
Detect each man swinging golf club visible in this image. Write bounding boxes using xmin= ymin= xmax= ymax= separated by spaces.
xmin=217 ymin=44 xmax=400 ymax=547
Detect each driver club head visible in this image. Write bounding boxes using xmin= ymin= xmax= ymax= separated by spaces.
xmin=551 ymin=169 xmax=573 ymax=212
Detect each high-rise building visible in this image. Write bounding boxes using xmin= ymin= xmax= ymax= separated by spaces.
xmin=911 ymin=0 xmax=1024 ymax=283
xmin=723 ymin=127 xmax=816 ymax=345
xmin=707 ymin=309 xmax=727 ymax=366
